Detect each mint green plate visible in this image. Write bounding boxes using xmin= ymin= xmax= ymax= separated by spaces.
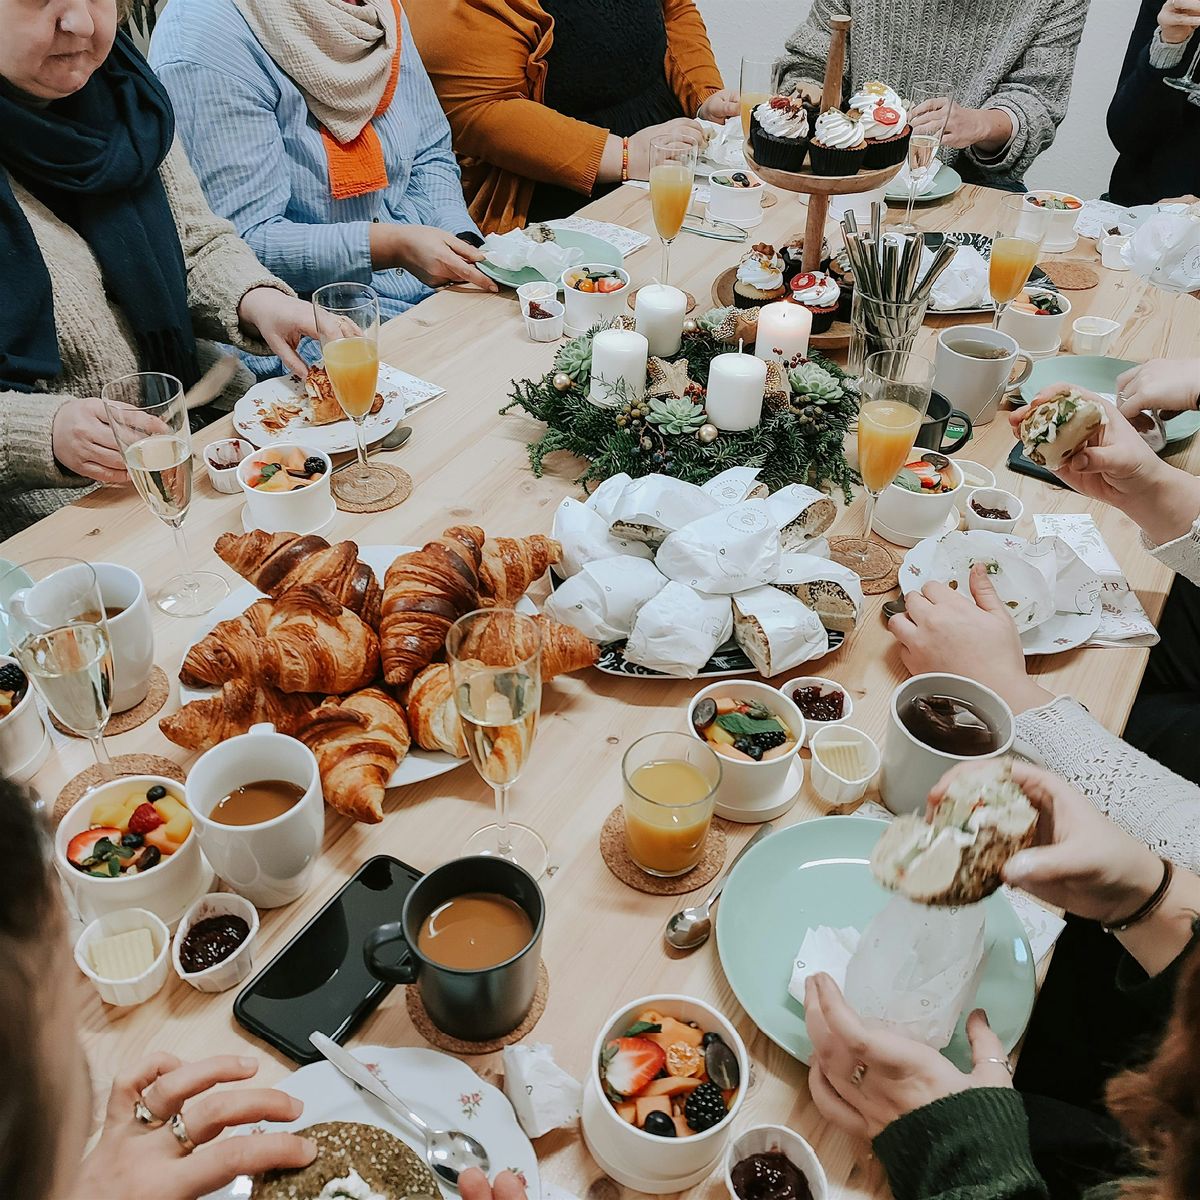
xmin=884 ymin=163 xmax=962 ymax=203
xmin=0 ymin=559 xmax=31 ymax=656
xmin=715 ymin=817 xmax=1035 ymax=1072
xmin=479 ymin=229 xmax=623 ymax=289
xmin=1021 ymin=355 xmax=1200 ymax=445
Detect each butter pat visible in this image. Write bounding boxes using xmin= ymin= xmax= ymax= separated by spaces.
xmin=89 ymin=927 xmax=156 ymax=980
xmin=815 ymin=739 xmax=865 ymax=781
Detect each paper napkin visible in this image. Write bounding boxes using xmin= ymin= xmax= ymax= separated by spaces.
xmin=788 ymin=925 xmax=860 ymax=1001
xmin=550 ymin=216 xmax=651 ymax=256
xmin=502 ymin=1043 xmax=582 ymax=1138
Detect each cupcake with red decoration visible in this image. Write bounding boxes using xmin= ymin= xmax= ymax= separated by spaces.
xmin=850 ymin=81 xmax=912 ymax=168
xmin=749 ymin=95 xmax=810 ymax=171
xmin=809 ymin=108 xmax=867 ymax=176
xmin=789 ymin=270 xmax=842 ymax=333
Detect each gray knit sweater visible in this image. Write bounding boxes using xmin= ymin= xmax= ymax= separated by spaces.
xmin=776 ymin=0 xmax=1090 ymax=185
xmin=0 ymin=140 xmax=285 ymax=540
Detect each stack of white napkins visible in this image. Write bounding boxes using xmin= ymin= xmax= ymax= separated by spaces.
xmin=919 ymin=243 xmax=990 ymax=310
xmin=894 ymin=152 xmax=941 ymax=196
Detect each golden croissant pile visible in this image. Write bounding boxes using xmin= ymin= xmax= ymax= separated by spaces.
xmin=159 ymin=527 xmax=597 ymax=824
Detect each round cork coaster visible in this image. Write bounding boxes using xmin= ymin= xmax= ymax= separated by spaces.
xmin=333 ymin=463 xmax=412 ymax=513
xmin=405 ymin=961 xmax=549 ymax=1054
xmin=599 ymin=805 xmax=727 ymax=895
xmin=828 ymin=536 xmax=900 ymax=595
xmin=50 ymin=667 xmax=169 ymax=739
xmin=53 ymin=754 xmax=187 ymax=824
xmin=1037 ymin=261 xmax=1099 ymax=291
xmin=627 ymin=288 xmax=698 ymax=314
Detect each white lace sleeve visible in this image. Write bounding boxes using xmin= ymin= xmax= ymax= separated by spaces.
xmin=1015 ymin=697 xmax=1200 ymax=871
xmin=1143 ymin=515 xmax=1200 ymax=587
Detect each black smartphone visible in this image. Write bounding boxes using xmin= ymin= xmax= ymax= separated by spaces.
xmin=234 ymin=855 xmax=422 ymax=1064
xmin=1005 ymin=441 xmax=1072 ymax=490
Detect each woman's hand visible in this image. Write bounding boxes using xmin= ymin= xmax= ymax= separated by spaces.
xmin=69 ymin=1054 xmax=316 ymax=1200
xmin=698 ymin=89 xmax=740 ymax=123
xmin=459 ymin=1167 xmax=528 ymax=1200
xmin=805 ymin=973 xmax=1012 ymax=1139
xmin=1116 ymin=358 xmax=1200 ymax=417
xmin=237 ymin=287 xmax=321 ymax=378
xmin=626 ymin=117 xmax=706 ymax=178
xmin=909 ymin=100 xmax=1012 ymax=152
xmin=887 ymin=563 xmax=1051 ymax=714
xmin=1158 ymin=0 xmax=1200 ymax=42
xmin=51 ymin=397 xmax=129 ymax=483
xmin=374 ymin=226 xmax=498 ymax=293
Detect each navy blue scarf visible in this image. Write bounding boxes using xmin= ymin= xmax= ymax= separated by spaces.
xmin=0 ymin=33 xmax=198 ymax=392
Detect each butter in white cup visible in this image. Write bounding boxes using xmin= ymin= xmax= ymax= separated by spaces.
xmin=809 ymin=724 xmax=880 ymax=807
xmin=75 ymin=907 xmax=170 ymax=1007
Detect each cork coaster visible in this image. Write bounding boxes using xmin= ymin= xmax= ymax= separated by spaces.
xmin=599 ymin=805 xmax=727 ymax=895
xmin=828 ymin=536 xmax=900 ymax=595
xmin=53 ymin=754 xmax=187 ymax=824
xmin=333 ymin=463 xmax=412 ymax=513
xmin=405 ymin=961 xmax=549 ymax=1054
xmin=50 ymin=667 xmax=168 ymax=739
xmin=627 ymin=288 xmax=698 ymax=314
xmin=1038 ymin=261 xmax=1099 ymax=291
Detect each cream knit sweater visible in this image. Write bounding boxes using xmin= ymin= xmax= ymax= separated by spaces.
xmin=0 ymin=140 xmax=287 ymax=539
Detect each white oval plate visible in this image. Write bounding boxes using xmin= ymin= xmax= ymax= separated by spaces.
xmin=202 ymin=1045 xmax=540 ymax=1200
xmin=899 ymin=530 xmax=1101 ymax=655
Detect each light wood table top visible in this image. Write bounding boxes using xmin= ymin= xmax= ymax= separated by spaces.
xmin=6 ymin=180 xmax=1198 ymax=1200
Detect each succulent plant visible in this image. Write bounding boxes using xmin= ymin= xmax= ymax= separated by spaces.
xmin=788 ymin=361 xmax=844 ymax=404
xmin=554 ymin=336 xmax=592 ymax=383
xmin=647 ymin=395 xmax=707 ymax=435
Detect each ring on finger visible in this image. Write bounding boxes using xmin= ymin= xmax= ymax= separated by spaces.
xmin=133 ymin=1096 xmax=168 ymax=1127
xmin=983 ymin=1056 xmax=1014 ymax=1076
xmin=170 ymin=1113 xmax=196 ymax=1153
xmin=850 ymin=1060 xmax=868 ymax=1086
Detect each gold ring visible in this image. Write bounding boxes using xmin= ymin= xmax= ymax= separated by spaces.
xmin=170 ymin=1113 xmax=196 ymax=1153
xmin=133 ymin=1096 xmax=166 ymax=1127
xmin=850 ymin=1060 xmax=868 ymax=1086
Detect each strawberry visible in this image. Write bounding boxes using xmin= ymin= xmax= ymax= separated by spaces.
xmin=128 ymin=802 xmax=165 ymax=834
xmin=596 ymin=277 xmax=624 ymax=294
xmin=601 ymin=1036 xmax=667 ymax=1098
xmin=66 ymin=827 xmax=122 ymax=868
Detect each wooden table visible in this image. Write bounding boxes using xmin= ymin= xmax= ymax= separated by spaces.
xmin=8 ymin=180 xmax=1198 ymax=1200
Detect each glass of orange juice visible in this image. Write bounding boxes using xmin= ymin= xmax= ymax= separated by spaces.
xmin=312 ymin=281 xmax=393 ymax=505
xmin=622 ymin=732 xmax=721 ymax=877
xmin=990 ymin=194 xmax=1047 ymax=330
xmin=738 ymin=57 xmax=777 ymax=140
xmin=649 ymin=136 xmax=697 ymax=288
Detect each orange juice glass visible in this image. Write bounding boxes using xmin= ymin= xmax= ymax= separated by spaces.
xmin=739 ymin=57 xmax=777 ymax=139
xmin=991 ymin=194 xmax=1047 ymax=329
xmin=859 ymin=399 xmax=925 ymax=492
xmin=323 ymin=336 xmax=380 ymax=418
xmin=648 ymin=136 xmax=696 ymax=287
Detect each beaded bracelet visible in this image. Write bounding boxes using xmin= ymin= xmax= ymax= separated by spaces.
xmin=1102 ymin=858 xmax=1175 ymax=933
xmin=621 ymin=137 xmax=630 ymax=183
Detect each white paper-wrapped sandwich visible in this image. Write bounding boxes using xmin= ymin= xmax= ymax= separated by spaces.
xmin=542 ymin=555 xmax=667 ymax=643
xmin=761 ymin=484 xmax=838 ymax=550
xmin=870 ymin=762 xmax=1038 ymax=905
xmin=773 ymin=554 xmax=864 ymax=632
xmin=732 ymin=585 xmax=828 ymax=677
xmin=1018 ymin=388 xmax=1106 ymax=470
xmin=624 ymin=581 xmax=733 ymax=677
xmin=607 ymin=475 xmax=720 ymax=545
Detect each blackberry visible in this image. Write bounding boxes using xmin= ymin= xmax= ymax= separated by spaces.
xmin=304 ymin=456 xmax=327 ymax=475
xmin=0 ymin=662 xmax=26 ymax=694
xmin=749 ymin=729 xmax=788 ymax=753
xmin=684 ymin=1081 xmax=727 ymax=1132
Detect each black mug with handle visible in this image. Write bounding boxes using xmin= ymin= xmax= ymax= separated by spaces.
xmin=915 ymin=390 xmax=973 ymax=455
xmin=364 ymin=855 xmax=544 ymax=1042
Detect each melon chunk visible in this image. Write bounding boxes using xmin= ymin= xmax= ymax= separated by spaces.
xmin=616 ymin=1102 xmax=637 ymax=1125
xmin=635 ymin=1096 xmax=671 ymax=1125
xmin=643 ymin=1075 xmax=703 ymax=1097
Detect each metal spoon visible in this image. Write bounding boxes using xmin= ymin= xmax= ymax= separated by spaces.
xmin=664 ymin=823 xmax=774 ymax=951
xmin=332 ymin=424 xmax=412 ymax=474
xmin=309 ymin=1032 xmax=489 ymax=1190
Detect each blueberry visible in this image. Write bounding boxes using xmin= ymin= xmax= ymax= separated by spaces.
xmin=146 ymin=785 xmax=167 ymax=802
xmin=733 ymin=738 xmax=752 ymax=755
xmin=642 ymin=1110 xmax=677 ymax=1137
xmin=121 ymin=832 xmax=144 ymax=849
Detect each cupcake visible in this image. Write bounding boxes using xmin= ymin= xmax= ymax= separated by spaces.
xmin=782 ymin=236 xmax=832 ymax=289
xmin=733 ymin=243 xmax=787 ymax=308
xmin=829 ymin=249 xmax=855 ymax=322
xmin=749 ymin=95 xmax=810 ymax=171
xmin=789 ymin=270 xmax=842 ymax=333
xmin=850 ymin=81 xmax=912 ymax=169
xmin=809 ymin=108 xmax=867 ymax=176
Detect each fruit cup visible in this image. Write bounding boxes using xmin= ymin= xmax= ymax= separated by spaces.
xmin=237 ymin=442 xmax=333 ymax=536
xmin=560 ymin=264 xmax=630 ymax=336
xmin=0 ymin=655 xmax=49 ymax=784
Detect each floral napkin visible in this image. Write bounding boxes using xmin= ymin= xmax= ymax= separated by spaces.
xmin=549 ymin=215 xmax=651 ymax=256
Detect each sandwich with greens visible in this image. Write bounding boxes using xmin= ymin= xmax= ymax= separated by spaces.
xmin=1018 ymin=387 xmax=1106 ymax=470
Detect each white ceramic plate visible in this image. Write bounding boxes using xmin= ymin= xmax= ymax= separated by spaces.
xmin=203 ymin=1045 xmax=540 ymax=1200
xmin=899 ymin=530 xmax=1102 ymax=655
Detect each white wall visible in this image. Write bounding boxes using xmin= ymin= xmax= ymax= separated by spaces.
xmin=695 ymin=0 xmax=1139 ymax=198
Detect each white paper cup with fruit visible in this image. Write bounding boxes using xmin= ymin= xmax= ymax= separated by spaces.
xmin=0 ymin=656 xmax=49 ymax=784
xmin=687 ymin=680 xmax=805 ymax=823
xmin=1022 ymin=191 xmax=1082 ymax=251
xmin=998 ymin=288 xmax=1071 ymax=355
xmin=560 ymin=264 xmax=630 ymax=336
xmin=74 ymin=907 xmax=171 ymax=1007
xmin=707 ymin=171 xmax=765 ymax=229
xmin=582 ymin=993 xmax=749 ymax=1194
xmin=809 ymin=724 xmax=881 ymax=807
xmin=779 ymin=675 xmax=852 ymax=748
xmin=171 ymin=892 xmax=260 ymax=993
xmin=54 ymin=776 xmax=207 ymax=928
xmin=237 ymin=443 xmax=333 ymax=536
xmin=724 ymin=1125 xmax=829 ymax=1200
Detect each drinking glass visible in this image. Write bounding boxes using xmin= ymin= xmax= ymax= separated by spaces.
xmin=837 ymin=351 xmax=934 ymax=580
xmin=847 ymin=288 xmax=931 ymax=375
xmin=0 ymin=558 xmax=115 ymax=780
xmin=311 ymin=282 xmax=392 ymax=505
xmin=447 ymin=609 xmax=547 ymax=878
xmin=649 ymin=136 xmax=697 ymax=287
xmin=103 ymin=372 xmax=228 ymax=617
xmin=989 ymin=194 xmax=1047 ymax=329
xmin=895 ymin=81 xmax=953 ymax=235
xmin=1165 ymin=40 xmax=1200 ymax=103
xmin=739 ymin=56 xmax=779 ymax=139
xmin=622 ymin=732 xmax=721 ymax=877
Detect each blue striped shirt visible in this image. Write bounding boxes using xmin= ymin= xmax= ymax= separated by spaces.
xmin=150 ymin=0 xmax=476 ymax=375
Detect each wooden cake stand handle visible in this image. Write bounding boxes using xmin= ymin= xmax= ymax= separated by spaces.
xmin=802 ymin=14 xmax=852 ymax=273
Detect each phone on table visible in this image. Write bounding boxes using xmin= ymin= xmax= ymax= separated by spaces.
xmin=234 ymin=855 xmax=422 ymax=1064
xmin=1005 ymin=441 xmax=1071 ymax=490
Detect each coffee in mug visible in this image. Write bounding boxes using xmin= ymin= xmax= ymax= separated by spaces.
xmin=209 ymin=779 xmax=305 ymax=826
xmin=418 ymin=893 xmax=534 ymax=969
xmin=933 ymin=326 xmax=1032 ymax=426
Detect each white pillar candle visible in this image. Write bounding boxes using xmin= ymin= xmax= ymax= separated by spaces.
xmin=705 ymin=351 xmax=767 ymax=431
xmin=588 ymin=329 xmax=649 ymax=408
xmin=633 ymin=283 xmax=687 ymax=357
xmin=754 ymin=300 xmax=812 ymax=363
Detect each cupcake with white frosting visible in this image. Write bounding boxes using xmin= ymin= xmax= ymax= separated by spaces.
xmin=733 ymin=243 xmax=787 ymax=308
xmin=788 ymin=270 xmax=842 ymax=333
xmin=850 ymin=80 xmax=912 ymax=168
xmin=749 ymin=95 xmax=810 ymax=171
xmin=809 ymin=108 xmax=867 ymax=176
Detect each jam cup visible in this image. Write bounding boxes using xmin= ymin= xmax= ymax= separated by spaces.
xmin=171 ymin=892 xmax=260 ymax=993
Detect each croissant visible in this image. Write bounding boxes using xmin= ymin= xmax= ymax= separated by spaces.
xmin=478 ymin=535 xmax=562 ymax=606
xmin=451 ymin=613 xmax=597 ymax=679
xmin=215 ymin=530 xmax=382 ymax=628
xmin=296 ymin=687 xmax=410 ymax=824
xmin=536 ymin=615 xmax=599 ymax=680
xmin=406 ymin=663 xmax=467 ymax=757
xmin=261 ymin=584 xmax=380 ymax=694
xmin=379 ymin=526 xmax=484 ymax=687
xmin=158 ymin=680 xmax=318 ymax=752
xmin=178 ymin=598 xmax=273 ymax=688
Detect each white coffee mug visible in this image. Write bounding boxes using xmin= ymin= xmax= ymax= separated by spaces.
xmin=186 ymin=723 xmax=324 ymax=908
xmin=91 ymin=563 xmax=154 ymax=712
xmin=933 ymin=326 xmax=1032 ymax=426
xmin=879 ymin=673 xmax=1015 ymax=815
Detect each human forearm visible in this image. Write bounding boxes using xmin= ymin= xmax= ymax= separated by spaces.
xmin=0 ymin=392 xmax=81 ymax=489
xmin=1123 ymin=460 xmax=1200 ymax=548
xmin=1116 ymin=867 xmax=1200 ymax=975
xmin=970 ymin=108 xmax=1015 ymax=154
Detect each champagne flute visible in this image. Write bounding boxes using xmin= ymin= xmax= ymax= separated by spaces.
xmin=0 ymin=558 xmax=115 ymax=780
xmin=836 ymin=351 xmax=934 ymax=581
xmin=649 ymin=136 xmax=697 ymax=288
xmin=739 ymin=56 xmax=779 ymax=139
xmin=1165 ymin=39 xmax=1200 ymax=102
xmin=989 ymin=194 xmax=1048 ymax=330
xmin=103 ymin=372 xmax=228 ymax=617
xmin=312 ymin=282 xmax=393 ymax=506
xmin=895 ymin=80 xmax=953 ymax=235
xmin=447 ymin=609 xmax=547 ymax=878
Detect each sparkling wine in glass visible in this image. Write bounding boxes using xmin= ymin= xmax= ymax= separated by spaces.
xmin=739 ymin=56 xmax=778 ymax=139
xmin=1165 ymin=39 xmax=1200 ymax=102
xmin=649 ymin=136 xmax=697 ymax=287
xmin=0 ymin=558 xmax=115 ymax=779
xmin=895 ymin=81 xmax=953 ymax=234
xmin=103 ymin=372 xmax=228 ymax=617
xmin=447 ymin=609 xmax=547 ymax=878
xmin=990 ymin=194 xmax=1048 ymax=329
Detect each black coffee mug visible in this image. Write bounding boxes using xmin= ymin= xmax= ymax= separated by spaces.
xmin=364 ymin=856 xmax=544 ymax=1041
xmin=915 ymin=391 xmax=973 ymax=455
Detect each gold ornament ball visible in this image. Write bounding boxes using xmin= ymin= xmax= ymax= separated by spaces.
xmin=552 ymin=371 xmax=572 ymax=392
xmin=697 ymin=423 xmax=719 ymax=444
xmin=682 ymin=316 xmax=699 ymax=335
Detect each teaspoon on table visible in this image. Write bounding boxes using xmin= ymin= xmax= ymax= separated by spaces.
xmin=664 ymin=822 xmax=775 ymax=952
xmin=331 ymin=424 xmax=412 ymax=474
xmin=309 ymin=1031 xmax=490 ymax=1190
